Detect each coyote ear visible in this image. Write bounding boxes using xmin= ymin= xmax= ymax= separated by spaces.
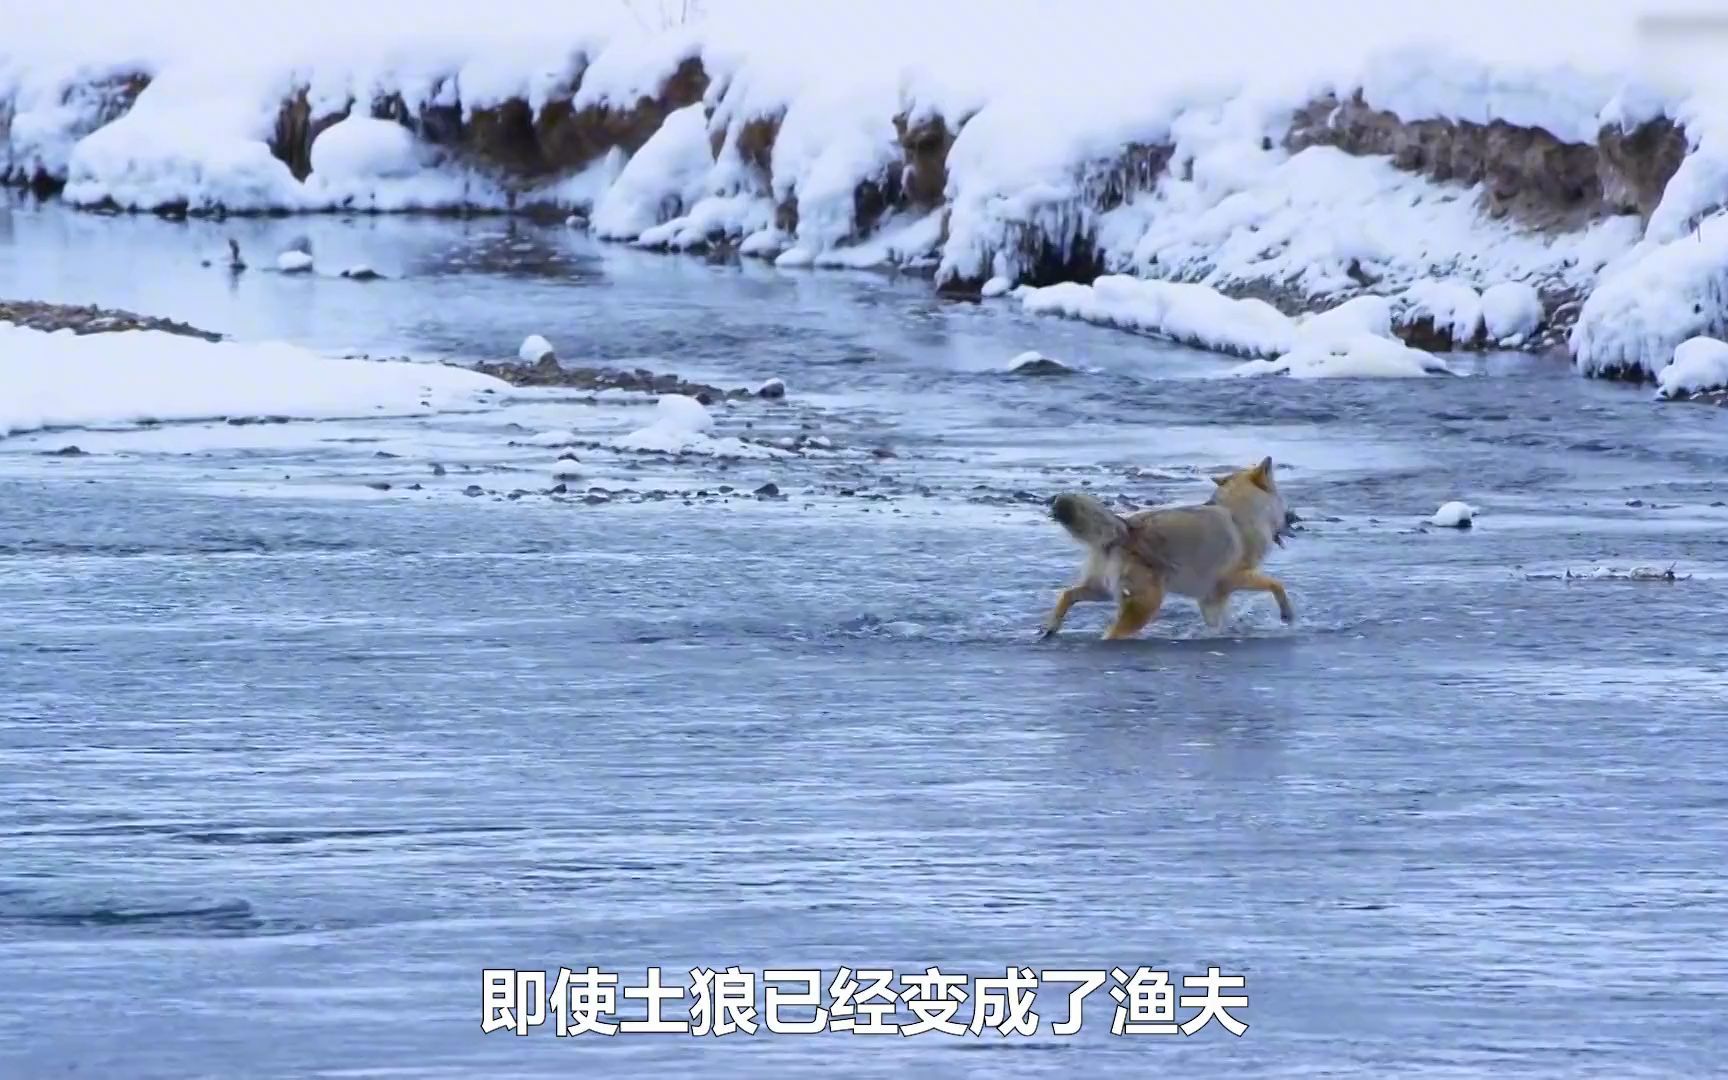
xmin=1211 ymin=473 xmax=1230 ymax=486
xmin=1250 ymin=456 xmax=1274 ymax=488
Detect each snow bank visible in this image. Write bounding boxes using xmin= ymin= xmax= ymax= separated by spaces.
xmin=0 ymin=322 xmax=505 ymax=437
xmin=1228 ymin=334 xmax=1453 ymax=379
xmin=1656 ymin=336 xmax=1728 ymax=398
xmin=1014 ymin=276 xmax=1295 ymax=359
xmin=591 ymin=103 xmax=714 ymax=240
xmin=5 ymin=0 xmax=1726 ymax=373
xmin=1571 ymin=216 xmax=1728 ymax=378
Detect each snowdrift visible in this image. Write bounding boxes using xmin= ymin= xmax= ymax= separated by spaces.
xmin=0 ymin=322 xmax=506 ymax=436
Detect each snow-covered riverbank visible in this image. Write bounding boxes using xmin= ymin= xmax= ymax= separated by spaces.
xmin=4 ymin=0 xmax=1727 ymax=390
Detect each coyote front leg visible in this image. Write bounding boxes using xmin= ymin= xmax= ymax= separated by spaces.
xmin=1040 ymin=582 xmax=1106 ymax=638
xmin=1222 ymin=569 xmax=1294 ymax=623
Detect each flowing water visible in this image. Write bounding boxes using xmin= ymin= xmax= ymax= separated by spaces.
xmin=2 ymin=196 xmax=1726 ymax=1077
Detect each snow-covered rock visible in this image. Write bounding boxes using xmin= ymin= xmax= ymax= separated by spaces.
xmin=1294 ymin=295 xmax=1396 ymax=349
xmin=1014 ymin=276 xmax=1295 ymax=359
xmin=1480 ymin=282 xmax=1544 ymax=345
xmin=756 ymin=377 xmax=786 ymax=399
xmin=0 ymin=322 xmax=505 ymax=437
xmin=518 ymin=334 xmax=555 ymax=362
xmin=309 ymin=116 xmax=421 ymax=181
xmin=1428 ymin=501 xmax=1477 ymax=527
xmin=1397 ymin=280 xmax=1484 ymax=347
xmin=591 ymin=103 xmax=713 ymax=241
xmin=1657 ymin=336 xmax=1728 ymax=399
xmin=1229 ymin=334 xmax=1453 ymax=379
xmin=276 ymin=250 xmax=314 ymax=273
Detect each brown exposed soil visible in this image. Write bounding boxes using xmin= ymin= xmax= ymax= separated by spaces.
xmin=1286 ymin=92 xmax=1688 ymax=229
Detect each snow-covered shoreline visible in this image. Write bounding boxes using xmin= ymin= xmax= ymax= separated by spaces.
xmin=4 ymin=1 xmax=1728 ymax=387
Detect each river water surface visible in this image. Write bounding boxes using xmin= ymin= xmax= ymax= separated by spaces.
xmin=2 ymin=198 xmax=1726 ymax=1077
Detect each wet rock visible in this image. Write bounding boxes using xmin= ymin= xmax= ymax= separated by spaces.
xmin=871 ymin=446 xmax=898 ymax=459
xmin=340 ymin=266 xmax=384 ymax=281
xmin=42 ymin=445 xmax=88 ymax=457
xmin=366 ymin=481 xmax=392 ymax=491
xmin=1006 ymin=351 xmax=1074 ymax=376
xmin=757 ymin=377 xmax=787 ymax=399
xmin=583 ymin=494 xmax=610 ymax=505
xmin=466 ymin=355 xmax=755 ymax=400
xmin=430 ymin=463 xmax=448 ymax=476
xmin=754 ymin=482 xmax=782 ymax=499
xmin=548 ymin=482 xmax=568 ymax=495
xmin=463 ymin=484 xmax=486 ymax=497
xmin=0 ymin=299 xmax=222 ymax=341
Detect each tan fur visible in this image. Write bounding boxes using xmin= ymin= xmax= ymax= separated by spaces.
xmin=1041 ymin=457 xmax=1295 ymax=640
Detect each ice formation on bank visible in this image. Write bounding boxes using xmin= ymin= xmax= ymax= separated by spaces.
xmin=0 ymin=323 xmax=506 ymax=437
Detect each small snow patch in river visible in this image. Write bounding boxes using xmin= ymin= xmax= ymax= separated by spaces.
xmin=518 ymin=335 xmax=555 ymax=362
xmin=1429 ymin=501 xmax=1477 ymax=527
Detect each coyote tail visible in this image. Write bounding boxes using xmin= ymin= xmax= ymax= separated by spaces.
xmin=1049 ymin=492 xmax=1128 ymax=549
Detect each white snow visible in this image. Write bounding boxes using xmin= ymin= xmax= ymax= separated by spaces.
xmin=1229 ymin=334 xmax=1454 ymax=379
xmin=1571 ymin=216 xmax=1728 ymax=379
xmin=1397 ymin=280 xmax=1484 ymax=346
xmin=309 ymin=116 xmax=420 ymax=181
xmin=277 ymin=249 xmax=314 ymax=273
xmin=1292 ymin=295 xmax=1395 ymax=348
xmin=980 ymin=276 xmax=1013 ymax=298
xmin=1429 ymin=501 xmax=1477 ymax=527
xmin=591 ymin=103 xmax=713 ymax=240
xmin=1014 ymin=275 xmax=1296 ymax=359
xmin=603 ymin=391 xmax=783 ymax=458
xmin=0 ymin=322 xmax=506 ymax=437
xmin=1656 ymin=335 xmax=1728 ymax=398
xmin=4 ymin=0 xmax=1728 ymax=377
xmin=518 ymin=334 xmax=555 ymax=362
xmin=1480 ymin=281 xmax=1545 ymax=345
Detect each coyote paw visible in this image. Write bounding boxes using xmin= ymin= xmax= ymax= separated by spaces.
xmin=1036 ymin=625 xmax=1057 ymax=640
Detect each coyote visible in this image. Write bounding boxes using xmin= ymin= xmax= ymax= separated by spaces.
xmin=1041 ymin=457 xmax=1296 ymax=640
